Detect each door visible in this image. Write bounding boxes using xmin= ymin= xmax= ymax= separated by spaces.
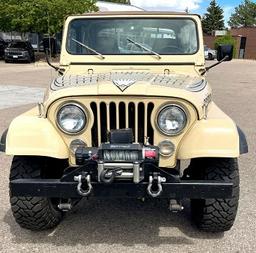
xmin=239 ymin=37 xmax=247 ymax=59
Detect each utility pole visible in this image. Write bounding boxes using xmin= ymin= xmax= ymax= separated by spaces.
xmin=47 ymin=11 xmax=51 ymax=59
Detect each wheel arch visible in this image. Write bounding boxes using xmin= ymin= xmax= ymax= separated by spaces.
xmin=237 ymin=126 xmax=248 ymax=154
xmin=177 ymin=104 xmax=248 ymax=159
xmin=1 ymin=108 xmax=69 ymax=159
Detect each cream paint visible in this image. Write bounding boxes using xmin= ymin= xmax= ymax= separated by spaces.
xmin=4 ymin=12 xmax=240 ymax=168
xmin=6 ymin=108 xmax=69 ymax=159
xmin=5 ymin=101 xmax=239 ymax=168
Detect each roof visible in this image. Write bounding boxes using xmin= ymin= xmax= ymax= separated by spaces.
xmin=79 ymin=11 xmax=193 ymax=17
xmin=96 ymin=1 xmax=144 ymax=11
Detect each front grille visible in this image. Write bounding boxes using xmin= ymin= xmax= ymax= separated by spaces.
xmin=8 ymin=51 xmax=23 ymax=56
xmin=90 ymin=101 xmax=154 ymax=146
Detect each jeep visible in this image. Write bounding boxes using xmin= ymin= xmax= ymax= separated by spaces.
xmin=0 ymin=11 xmax=248 ymax=232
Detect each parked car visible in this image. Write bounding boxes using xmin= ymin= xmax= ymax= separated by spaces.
xmin=31 ymin=41 xmax=45 ymax=52
xmin=4 ymin=41 xmax=35 ymax=63
xmin=0 ymin=38 xmax=8 ymax=59
xmin=204 ymin=45 xmax=216 ymax=60
xmin=1 ymin=12 xmax=248 ymax=233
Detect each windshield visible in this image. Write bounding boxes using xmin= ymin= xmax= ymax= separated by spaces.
xmin=9 ymin=42 xmax=28 ymax=48
xmin=67 ymin=18 xmax=199 ymax=55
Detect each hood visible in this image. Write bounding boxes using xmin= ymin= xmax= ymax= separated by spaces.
xmin=45 ymin=72 xmax=211 ymax=119
xmin=51 ymin=72 xmax=205 ymax=93
xmin=6 ymin=47 xmax=27 ymax=52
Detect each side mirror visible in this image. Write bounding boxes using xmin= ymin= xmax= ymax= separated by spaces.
xmin=217 ymin=44 xmax=233 ymax=61
xmin=45 ymin=50 xmax=63 ymax=75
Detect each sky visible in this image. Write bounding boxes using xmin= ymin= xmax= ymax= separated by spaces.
xmin=130 ymin=0 xmax=250 ymax=25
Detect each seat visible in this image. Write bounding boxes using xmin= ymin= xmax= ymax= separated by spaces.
xmin=152 ymin=39 xmax=179 ymax=54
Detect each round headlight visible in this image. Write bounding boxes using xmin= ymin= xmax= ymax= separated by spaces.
xmin=157 ymin=105 xmax=187 ymax=135
xmin=57 ymin=104 xmax=87 ymax=134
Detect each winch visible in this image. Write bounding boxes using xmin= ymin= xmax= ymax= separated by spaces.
xmin=74 ymin=128 xmax=161 ymax=195
xmin=98 ymin=143 xmax=143 ymax=162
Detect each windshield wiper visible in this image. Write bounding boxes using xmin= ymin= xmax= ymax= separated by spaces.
xmin=127 ymin=38 xmax=161 ymax=60
xmin=71 ymin=38 xmax=105 ymax=60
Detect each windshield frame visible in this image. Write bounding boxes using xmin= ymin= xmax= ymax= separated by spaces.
xmin=65 ymin=17 xmax=200 ymax=56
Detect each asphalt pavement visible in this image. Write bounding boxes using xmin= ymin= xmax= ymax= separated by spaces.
xmin=0 ymin=60 xmax=255 ymax=253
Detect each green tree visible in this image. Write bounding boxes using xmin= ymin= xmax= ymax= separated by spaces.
xmin=102 ymin=0 xmax=130 ymax=3
xmin=202 ymin=0 xmax=225 ymax=34
xmin=228 ymin=0 xmax=256 ymax=28
xmin=214 ymin=32 xmax=237 ymax=57
xmin=0 ymin=0 xmax=97 ymax=35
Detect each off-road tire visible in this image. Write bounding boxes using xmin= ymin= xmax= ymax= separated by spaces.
xmin=190 ymin=158 xmax=239 ymax=232
xmin=9 ymin=156 xmax=64 ymax=230
xmin=27 ymin=55 xmax=32 ymax=63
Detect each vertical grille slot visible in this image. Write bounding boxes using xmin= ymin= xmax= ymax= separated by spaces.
xmin=119 ymin=102 xmax=126 ymax=129
xmin=90 ymin=102 xmax=98 ymax=147
xmin=138 ymin=102 xmax=145 ymax=143
xmin=90 ymin=100 xmax=154 ymax=146
xmin=147 ymin=102 xmax=154 ymax=144
xmin=128 ymin=102 xmax=135 ymax=141
xmin=100 ymin=102 xmax=108 ymax=142
xmin=110 ymin=102 xmax=116 ymax=130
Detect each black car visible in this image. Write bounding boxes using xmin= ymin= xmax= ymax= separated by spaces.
xmin=0 ymin=38 xmax=8 ymax=59
xmin=4 ymin=41 xmax=35 ymax=63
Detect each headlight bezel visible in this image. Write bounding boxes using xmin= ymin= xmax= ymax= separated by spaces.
xmin=56 ymin=102 xmax=88 ymax=135
xmin=156 ymin=103 xmax=188 ymax=136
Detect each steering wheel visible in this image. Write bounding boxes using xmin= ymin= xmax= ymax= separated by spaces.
xmin=158 ymin=46 xmax=182 ymax=54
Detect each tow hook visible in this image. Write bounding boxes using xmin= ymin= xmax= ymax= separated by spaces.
xmin=74 ymin=173 xmax=93 ymax=197
xmin=147 ymin=174 xmax=166 ymax=198
xmin=100 ymin=168 xmax=123 ymax=184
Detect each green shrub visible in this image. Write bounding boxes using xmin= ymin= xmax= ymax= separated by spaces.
xmin=214 ymin=33 xmax=237 ymax=57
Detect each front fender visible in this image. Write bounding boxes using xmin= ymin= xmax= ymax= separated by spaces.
xmin=177 ymin=103 xmax=248 ymax=159
xmin=4 ymin=108 xmax=68 ymax=159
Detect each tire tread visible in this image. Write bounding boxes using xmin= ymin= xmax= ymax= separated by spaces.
xmin=10 ymin=156 xmax=63 ymax=230
xmin=190 ymin=158 xmax=239 ymax=232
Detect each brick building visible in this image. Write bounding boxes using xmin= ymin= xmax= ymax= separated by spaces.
xmin=230 ymin=27 xmax=256 ymax=60
xmin=203 ymin=28 xmax=256 ymax=60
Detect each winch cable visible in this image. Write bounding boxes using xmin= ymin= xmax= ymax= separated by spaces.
xmin=103 ymin=150 xmax=139 ymax=161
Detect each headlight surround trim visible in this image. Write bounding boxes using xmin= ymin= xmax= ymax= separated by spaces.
xmin=156 ymin=103 xmax=188 ymax=136
xmin=56 ymin=102 xmax=88 ymax=135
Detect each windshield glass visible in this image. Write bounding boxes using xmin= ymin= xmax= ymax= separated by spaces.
xmin=9 ymin=42 xmax=27 ymax=48
xmin=67 ymin=18 xmax=198 ymax=55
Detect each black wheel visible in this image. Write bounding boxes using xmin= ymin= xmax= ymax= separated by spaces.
xmin=208 ymin=53 xmax=213 ymax=60
xmin=27 ymin=56 xmax=32 ymax=63
xmin=9 ymin=156 xmax=67 ymax=230
xmin=189 ymin=158 xmax=239 ymax=232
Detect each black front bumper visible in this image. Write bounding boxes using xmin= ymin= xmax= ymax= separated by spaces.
xmin=5 ymin=55 xmax=30 ymax=61
xmin=10 ymin=179 xmax=233 ymax=199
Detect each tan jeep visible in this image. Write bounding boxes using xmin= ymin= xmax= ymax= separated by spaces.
xmin=0 ymin=11 xmax=248 ymax=232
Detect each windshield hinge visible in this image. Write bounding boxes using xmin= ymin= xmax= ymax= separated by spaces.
xmin=88 ymin=69 xmax=94 ymax=75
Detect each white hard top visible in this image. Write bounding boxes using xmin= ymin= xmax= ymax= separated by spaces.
xmin=96 ymin=1 xmax=144 ymax=12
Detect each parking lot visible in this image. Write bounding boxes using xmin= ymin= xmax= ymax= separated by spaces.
xmin=0 ymin=60 xmax=255 ymax=253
